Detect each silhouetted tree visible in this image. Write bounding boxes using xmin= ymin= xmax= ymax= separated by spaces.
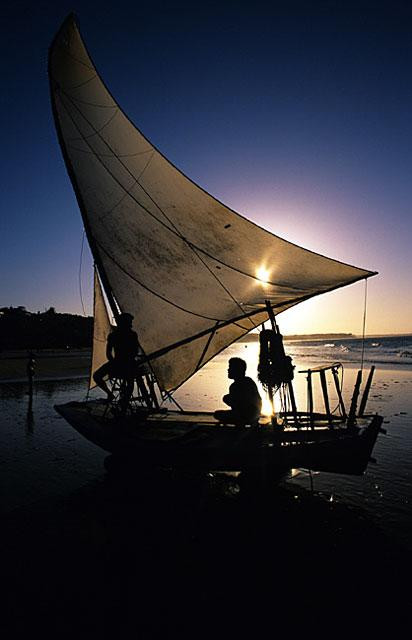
xmin=0 ymin=307 xmax=93 ymax=350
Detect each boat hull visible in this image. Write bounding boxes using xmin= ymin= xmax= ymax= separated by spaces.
xmin=54 ymin=401 xmax=383 ymax=477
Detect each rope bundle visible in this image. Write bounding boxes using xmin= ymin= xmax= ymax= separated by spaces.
xmin=258 ymin=329 xmax=295 ymax=392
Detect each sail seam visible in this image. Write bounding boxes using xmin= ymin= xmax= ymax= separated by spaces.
xmin=98 ymin=152 xmax=155 ymax=222
xmin=65 ymin=95 xmax=116 ymax=109
xmin=67 ymin=144 xmax=154 ymax=158
xmin=60 ymin=45 xmax=95 ymax=71
xmin=96 ymin=241 xmax=222 ymax=321
xmin=66 ymin=106 xmax=120 ymax=141
xmin=52 ymin=73 xmax=97 ymax=91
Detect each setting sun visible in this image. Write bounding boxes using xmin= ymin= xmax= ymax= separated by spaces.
xmin=256 ymin=266 xmax=270 ymax=284
xmin=261 ymin=394 xmax=274 ymax=416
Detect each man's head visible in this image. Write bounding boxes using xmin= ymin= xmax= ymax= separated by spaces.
xmin=117 ymin=312 xmax=134 ymax=329
xmin=228 ymin=357 xmax=246 ymax=380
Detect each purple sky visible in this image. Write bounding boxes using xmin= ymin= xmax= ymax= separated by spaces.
xmin=1 ymin=1 xmax=411 ymax=334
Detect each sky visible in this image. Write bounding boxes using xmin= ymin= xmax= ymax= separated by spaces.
xmin=1 ymin=0 xmax=411 ymax=335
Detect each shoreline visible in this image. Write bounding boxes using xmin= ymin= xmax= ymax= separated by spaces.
xmin=0 ymin=351 xmax=91 ymax=384
xmin=1 ymin=332 xmax=411 ymax=385
xmin=0 ymin=374 xmax=89 ymax=384
xmin=1 ymin=356 xmax=411 ymax=385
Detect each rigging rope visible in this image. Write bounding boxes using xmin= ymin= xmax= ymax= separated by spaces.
xmin=360 ymin=278 xmax=368 ymax=372
xmin=79 ymin=228 xmax=87 ymax=316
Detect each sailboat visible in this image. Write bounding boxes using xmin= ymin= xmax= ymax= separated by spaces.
xmin=50 ymin=15 xmax=383 ymax=479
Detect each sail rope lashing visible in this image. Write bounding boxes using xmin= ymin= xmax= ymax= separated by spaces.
xmin=360 ymin=278 xmax=368 ymax=372
xmin=79 ymin=228 xmax=87 ymax=316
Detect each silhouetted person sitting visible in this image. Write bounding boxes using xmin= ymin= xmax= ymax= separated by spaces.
xmin=93 ymin=312 xmax=139 ymax=411
xmin=214 ymin=357 xmax=262 ymax=427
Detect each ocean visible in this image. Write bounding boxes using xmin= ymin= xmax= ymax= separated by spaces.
xmin=285 ymin=333 xmax=412 ymax=369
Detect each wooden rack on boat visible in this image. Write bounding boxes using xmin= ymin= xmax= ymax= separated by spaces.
xmin=279 ymin=363 xmax=376 ymax=429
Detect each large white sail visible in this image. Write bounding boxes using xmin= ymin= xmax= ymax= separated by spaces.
xmin=49 ymin=15 xmax=376 ymax=392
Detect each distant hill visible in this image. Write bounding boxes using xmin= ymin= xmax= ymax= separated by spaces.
xmin=284 ymin=333 xmax=354 ymax=341
xmin=0 ymin=306 xmax=93 ymax=350
xmin=238 ymin=332 xmax=354 ymax=342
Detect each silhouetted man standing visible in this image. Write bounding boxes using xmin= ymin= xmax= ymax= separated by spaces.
xmin=214 ymin=357 xmax=262 ymax=427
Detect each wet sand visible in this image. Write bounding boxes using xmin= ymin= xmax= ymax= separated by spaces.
xmin=2 ymin=467 xmax=409 ymax=638
xmin=1 ymin=355 xmax=411 ymax=637
xmin=0 ymin=349 xmax=91 ymax=382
